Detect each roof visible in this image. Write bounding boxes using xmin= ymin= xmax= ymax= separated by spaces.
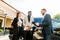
xmin=0 ymin=0 xmax=19 ymax=12
xmin=0 ymin=0 xmax=26 ymax=16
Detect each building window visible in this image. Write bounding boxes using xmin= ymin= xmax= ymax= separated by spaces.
xmin=0 ymin=19 xmax=2 ymax=27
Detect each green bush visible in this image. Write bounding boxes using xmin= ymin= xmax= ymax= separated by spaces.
xmin=0 ymin=29 xmax=9 ymax=32
xmin=5 ymin=29 xmax=9 ymax=32
xmin=0 ymin=29 xmax=4 ymax=32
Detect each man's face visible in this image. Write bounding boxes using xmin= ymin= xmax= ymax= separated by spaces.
xmin=41 ymin=10 xmax=46 ymax=15
xmin=28 ymin=11 xmax=32 ymax=16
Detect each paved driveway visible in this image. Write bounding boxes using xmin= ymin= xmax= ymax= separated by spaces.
xmin=0 ymin=34 xmax=9 ymax=40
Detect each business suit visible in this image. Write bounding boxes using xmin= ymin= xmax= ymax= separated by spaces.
xmin=24 ymin=16 xmax=34 ymax=40
xmin=11 ymin=18 xmax=24 ymax=40
xmin=40 ymin=14 xmax=53 ymax=40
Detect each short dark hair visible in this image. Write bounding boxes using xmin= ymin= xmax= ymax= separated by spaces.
xmin=28 ymin=11 xmax=32 ymax=13
xmin=41 ymin=8 xmax=47 ymax=11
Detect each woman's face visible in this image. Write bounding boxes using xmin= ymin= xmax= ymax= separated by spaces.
xmin=18 ymin=13 xmax=21 ymax=18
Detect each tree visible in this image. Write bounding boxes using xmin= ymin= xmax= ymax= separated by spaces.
xmin=54 ymin=14 xmax=60 ymax=20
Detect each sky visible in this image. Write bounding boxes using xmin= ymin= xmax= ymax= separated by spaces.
xmin=4 ymin=0 xmax=60 ymax=18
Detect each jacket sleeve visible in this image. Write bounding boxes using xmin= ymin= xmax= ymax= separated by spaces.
xmin=40 ymin=14 xmax=51 ymax=27
xmin=11 ymin=18 xmax=18 ymax=27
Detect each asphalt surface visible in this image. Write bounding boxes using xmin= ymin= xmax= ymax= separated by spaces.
xmin=0 ymin=34 xmax=9 ymax=40
xmin=0 ymin=34 xmax=60 ymax=40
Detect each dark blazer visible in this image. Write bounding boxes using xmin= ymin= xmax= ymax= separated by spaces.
xmin=11 ymin=18 xmax=18 ymax=28
xmin=11 ymin=18 xmax=19 ymax=35
xmin=40 ymin=14 xmax=53 ymax=35
xmin=11 ymin=18 xmax=24 ymax=34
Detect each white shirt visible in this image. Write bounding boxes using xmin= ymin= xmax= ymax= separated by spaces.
xmin=42 ymin=13 xmax=47 ymax=19
xmin=18 ymin=19 xmax=22 ymax=27
xmin=24 ymin=16 xmax=34 ymax=31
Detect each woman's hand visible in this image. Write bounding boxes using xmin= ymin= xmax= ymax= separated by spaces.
xmin=11 ymin=25 xmax=13 ymax=28
xmin=24 ymin=25 xmax=32 ymax=31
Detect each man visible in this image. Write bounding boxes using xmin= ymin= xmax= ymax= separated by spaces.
xmin=36 ymin=8 xmax=53 ymax=40
xmin=24 ymin=11 xmax=34 ymax=40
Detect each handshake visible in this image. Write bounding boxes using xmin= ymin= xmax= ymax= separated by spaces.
xmin=35 ymin=23 xmax=40 ymax=26
xmin=32 ymin=22 xmax=40 ymax=27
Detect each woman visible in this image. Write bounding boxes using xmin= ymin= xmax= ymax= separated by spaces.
xmin=24 ymin=11 xmax=33 ymax=40
xmin=11 ymin=12 xmax=24 ymax=40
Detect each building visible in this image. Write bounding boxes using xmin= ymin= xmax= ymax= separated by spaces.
xmin=0 ymin=0 xmax=26 ymax=28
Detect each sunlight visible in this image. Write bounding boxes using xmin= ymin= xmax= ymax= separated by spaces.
xmin=4 ymin=0 xmax=60 ymax=17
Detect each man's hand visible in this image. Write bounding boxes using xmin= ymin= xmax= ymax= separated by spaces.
xmin=35 ymin=23 xmax=40 ymax=26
